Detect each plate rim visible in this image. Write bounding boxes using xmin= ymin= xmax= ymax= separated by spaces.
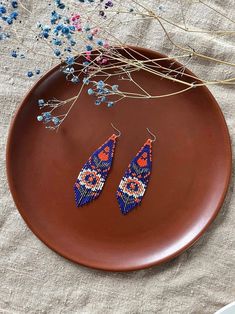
xmin=6 ymin=45 xmax=232 ymax=271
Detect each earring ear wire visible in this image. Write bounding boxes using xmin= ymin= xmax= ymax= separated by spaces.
xmin=146 ymin=128 xmax=156 ymax=142
xmin=111 ymin=123 xmax=121 ymax=137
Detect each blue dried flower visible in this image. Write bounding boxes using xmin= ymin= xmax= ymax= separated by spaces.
xmin=27 ymin=71 xmax=33 ymax=77
xmin=65 ymin=56 xmax=75 ymax=65
xmin=107 ymin=101 xmax=114 ymax=107
xmin=112 ymin=85 xmax=119 ymax=91
xmin=38 ymin=99 xmax=45 ymax=106
xmin=83 ymin=77 xmax=90 ymax=85
xmin=11 ymin=1 xmax=18 ymax=9
xmin=37 ymin=115 xmax=43 ymax=121
xmin=86 ymin=45 xmax=93 ymax=51
xmin=52 ymin=117 xmax=60 ymax=125
xmin=54 ymin=49 xmax=61 ymax=56
xmin=71 ymin=76 xmax=80 ymax=83
xmin=11 ymin=50 xmax=17 ymax=58
xmin=0 ymin=6 xmax=7 ymax=14
xmin=88 ymin=88 xmax=94 ymax=95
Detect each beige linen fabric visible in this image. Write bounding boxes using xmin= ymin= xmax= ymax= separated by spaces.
xmin=0 ymin=1 xmax=234 ymax=313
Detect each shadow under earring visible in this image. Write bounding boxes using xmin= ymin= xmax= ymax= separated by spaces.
xmin=74 ymin=123 xmax=121 ymax=207
xmin=116 ymin=128 xmax=156 ymax=215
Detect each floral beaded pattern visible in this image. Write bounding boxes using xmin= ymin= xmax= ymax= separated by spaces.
xmin=74 ymin=134 xmax=117 ymax=207
xmin=116 ymin=139 xmax=153 ymax=215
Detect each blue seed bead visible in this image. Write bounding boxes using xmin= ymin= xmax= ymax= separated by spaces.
xmin=38 ymin=99 xmax=45 ymax=106
xmin=27 ymin=71 xmax=33 ymax=77
xmin=37 ymin=115 xmax=43 ymax=122
xmin=83 ymin=61 xmax=90 ymax=66
xmin=36 ymin=69 xmax=41 ymax=75
xmin=107 ymin=101 xmax=114 ymax=107
xmin=86 ymin=45 xmax=93 ymax=51
xmin=95 ymin=100 xmax=101 ymax=105
xmin=96 ymin=39 xmax=103 ymax=46
xmin=101 ymin=96 xmax=106 ymax=102
xmin=52 ymin=117 xmax=60 ymax=125
xmin=88 ymin=88 xmax=94 ymax=95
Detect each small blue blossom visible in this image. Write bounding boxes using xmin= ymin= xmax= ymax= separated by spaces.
xmin=65 ymin=56 xmax=75 ymax=65
xmin=64 ymin=47 xmax=72 ymax=52
xmin=97 ymin=80 xmax=105 ymax=88
xmin=0 ymin=6 xmax=7 ymax=14
xmin=112 ymin=84 xmax=119 ymax=92
xmin=52 ymin=116 xmax=60 ymax=125
xmin=86 ymin=45 xmax=93 ymax=51
xmin=54 ymin=49 xmax=61 ymax=56
xmin=84 ymin=25 xmax=90 ymax=32
xmin=83 ymin=77 xmax=90 ymax=85
xmin=100 ymin=96 xmax=106 ymax=102
xmin=38 ymin=99 xmax=45 ymax=106
xmin=52 ymin=38 xmax=62 ymax=46
xmin=88 ymin=88 xmax=94 ymax=95
xmin=63 ymin=67 xmax=74 ymax=74
xmin=42 ymin=112 xmax=52 ymax=122
xmin=107 ymin=101 xmax=114 ymax=107
xmin=87 ymin=34 xmax=93 ymax=41
xmin=11 ymin=50 xmax=17 ymax=58
xmin=6 ymin=18 xmax=13 ymax=25
xmin=42 ymin=30 xmax=49 ymax=38
xmin=27 ymin=71 xmax=33 ymax=77
xmin=96 ymin=39 xmax=103 ymax=46
xmin=37 ymin=115 xmax=43 ymax=121
xmin=10 ymin=11 xmax=18 ymax=19
xmin=62 ymin=25 xmax=70 ymax=35
xmin=11 ymin=1 xmax=18 ymax=9
xmin=71 ymin=76 xmax=80 ymax=83
xmin=55 ymin=24 xmax=63 ymax=31
xmin=70 ymin=39 xmax=76 ymax=46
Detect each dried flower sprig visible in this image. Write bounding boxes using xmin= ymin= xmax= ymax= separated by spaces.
xmin=1 ymin=0 xmax=234 ymax=130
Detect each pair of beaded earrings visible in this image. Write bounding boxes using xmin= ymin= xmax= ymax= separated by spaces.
xmin=73 ymin=124 xmax=156 ymax=215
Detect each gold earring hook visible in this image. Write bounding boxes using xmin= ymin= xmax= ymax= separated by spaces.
xmin=111 ymin=123 xmax=121 ymax=137
xmin=146 ymin=128 xmax=156 ymax=142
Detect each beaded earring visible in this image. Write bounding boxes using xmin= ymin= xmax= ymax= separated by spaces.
xmin=74 ymin=123 xmax=121 ymax=207
xmin=116 ymin=128 xmax=156 ymax=215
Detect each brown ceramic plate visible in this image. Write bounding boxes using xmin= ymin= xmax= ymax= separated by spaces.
xmin=6 ymin=46 xmax=232 ymax=271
